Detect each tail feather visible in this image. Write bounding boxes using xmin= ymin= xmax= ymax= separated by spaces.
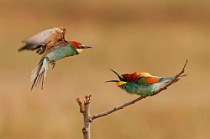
xmin=31 ymin=58 xmax=48 ymax=90
xmin=159 ymin=74 xmax=186 ymax=85
xmin=159 ymin=77 xmax=174 ymax=83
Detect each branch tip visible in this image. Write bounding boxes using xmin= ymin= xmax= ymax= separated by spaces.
xmin=181 ymin=59 xmax=188 ymax=74
xmin=76 ymin=98 xmax=85 ymax=114
xmin=85 ymin=95 xmax=91 ymax=104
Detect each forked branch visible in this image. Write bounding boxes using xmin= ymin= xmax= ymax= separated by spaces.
xmin=76 ymin=95 xmax=91 ymax=139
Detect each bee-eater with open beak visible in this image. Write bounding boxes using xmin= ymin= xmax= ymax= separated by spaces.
xmin=106 ymin=69 xmax=184 ymax=97
xmin=18 ymin=27 xmax=92 ymax=90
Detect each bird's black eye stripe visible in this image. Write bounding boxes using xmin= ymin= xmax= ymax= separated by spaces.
xmin=122 ymin=79 xmax=126 ymax=82
xmin=77 ymin=45 xmax=84 ymax=49
xmin=120 ymin=77 xmax=126 ymax=82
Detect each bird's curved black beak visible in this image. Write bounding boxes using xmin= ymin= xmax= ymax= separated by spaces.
xmin=109 ymin=69 xmax=124 ymax=81
xmin=78 ymin=45 xmax=92 ymax=49
xmin=105 ymin=80 xmax=119 ymax=83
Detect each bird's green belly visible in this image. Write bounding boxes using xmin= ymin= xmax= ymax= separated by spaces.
xmin=46 ymin=46 xmax=77 ymax=61
xmin=120 ymin=83 xmax=154 ymax=97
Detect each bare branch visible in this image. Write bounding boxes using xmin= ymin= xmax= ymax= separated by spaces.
xmin=76 ymin=95 xmax=92 ymax=139
xmin=91 ymin=60 xmax=188 ymax=121
xmin=76 ymin=98 xmax=85 ymax=114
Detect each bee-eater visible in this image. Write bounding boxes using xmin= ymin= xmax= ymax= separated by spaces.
xmin=18 ymin=27 xmax=92 ymax=90
xmin=106 ymin=69 xmax=181 ymax=97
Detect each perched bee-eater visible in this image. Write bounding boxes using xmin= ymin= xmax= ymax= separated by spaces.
xmin=18 ymin=27 xmax=92 ymax=90
xmin=106 ymin=69 xmax=182 ymax=97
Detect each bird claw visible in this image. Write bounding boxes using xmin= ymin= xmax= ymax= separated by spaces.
xmin=51 ymin=61 xmax=56 ymax=69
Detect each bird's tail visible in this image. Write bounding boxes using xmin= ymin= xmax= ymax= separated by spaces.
xmin=30 ymin=57 xmax=49 ymax=90
xmin=153 ymin=75 xmax=186 ymax=91
xmin=159 ymin=74 xmax=187 ymax=84
xmin=159 ymin=76 xmax=175 ymax=83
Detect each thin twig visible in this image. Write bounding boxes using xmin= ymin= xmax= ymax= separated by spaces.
xmin=91 ymin=60 xmax=188 ymax=120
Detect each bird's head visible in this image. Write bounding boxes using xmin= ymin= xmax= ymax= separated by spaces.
xmin=105 ymin=69 xmax=127 ymax=87
xmin=67 ymin=40 xmax=92 ymax=54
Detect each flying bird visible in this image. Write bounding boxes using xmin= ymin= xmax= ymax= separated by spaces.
xmin=18 ymin=27 xmax=92 ymax=90
xmin=106 ymin=69 xmax=184 ymax=97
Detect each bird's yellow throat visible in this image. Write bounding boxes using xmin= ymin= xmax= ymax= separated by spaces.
xmin=77 ymin=49 xmax=83 ymax=54
xmin=116 ymin=81 xmax=126 ymax=86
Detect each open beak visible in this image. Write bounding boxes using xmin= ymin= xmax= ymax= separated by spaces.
xmin=105 ymin=80 xmax=119 ymax=83
xmin=105 ymin=69 xmax=126 ymax=84
xmin=109 ymin=69 xmax=125 ymax=81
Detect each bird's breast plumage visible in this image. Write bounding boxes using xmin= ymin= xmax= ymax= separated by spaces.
xmin=46 ymin=43 xmax=77 ymax=62
xmin=119 ymin=82 xmax=154 ymax=97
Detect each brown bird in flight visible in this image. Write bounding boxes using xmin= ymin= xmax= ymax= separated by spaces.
xmin=18 ymin=27 xmax=92 ymax=90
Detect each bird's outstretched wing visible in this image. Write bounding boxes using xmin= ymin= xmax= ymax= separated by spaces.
xmin=18 ymin=27 xmax=66 ymax=54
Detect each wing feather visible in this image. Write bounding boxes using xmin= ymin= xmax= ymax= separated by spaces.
xmin=23 ymin=27 xmax=65 ymax=45
xmin=138 ymin=72 xmax=160 ymax=84
xmin=19 ymin=27 xmax=66 ymax=54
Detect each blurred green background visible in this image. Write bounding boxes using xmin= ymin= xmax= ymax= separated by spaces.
xmin=0 ymin=0 xmax=210 ymax=138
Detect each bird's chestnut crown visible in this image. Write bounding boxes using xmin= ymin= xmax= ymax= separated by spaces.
xmin=67 ymin=40 xmax=92 ymax=54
